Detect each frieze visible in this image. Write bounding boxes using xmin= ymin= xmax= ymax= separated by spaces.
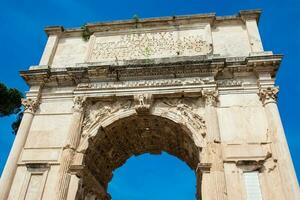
xmin=77 ymin=77 xmax=214 ymax=90
xmin=89 ymin=28 xmax=212 ymax=62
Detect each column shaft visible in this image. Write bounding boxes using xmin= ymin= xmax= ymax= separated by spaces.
xmin=55 ymin=97 xmax=85 ymax=200
xmin=264 ymin=102 xmax=300 ymax=199
xmin=0 ymin=96 xmax=39 ymax=200
xmin=0 ymin=112 xmax=34 ymax=199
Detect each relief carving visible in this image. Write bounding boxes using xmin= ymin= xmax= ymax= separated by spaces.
xmin=82 ymin=99 xmax=133 ymax=137
xmin=160 ymin=98 xmax=206 ymax=137
xmin=134 ymin=94 xmax=152 ymax=114
xmin=77 ymin=77 xmax=213 ymax=90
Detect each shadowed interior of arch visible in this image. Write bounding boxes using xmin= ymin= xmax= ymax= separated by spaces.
xmin=108 ymin=152 xmax=197 ymax=200
xmin=82 ymin=114 xmax=201 ymax=198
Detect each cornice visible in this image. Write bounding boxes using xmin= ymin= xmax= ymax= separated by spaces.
xmin=44 ymin=26 xmax=64 ymax=36
xmin=20 ymin=54 xmax=282 ymax=87
xmin=239 ymin=9 xmax=261 ymax=23
xmin=44 ymin=10 xmax=261 ymax=37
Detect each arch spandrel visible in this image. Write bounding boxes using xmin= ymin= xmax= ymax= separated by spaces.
xmin=75 ymin=97 xmax=207 ymax=155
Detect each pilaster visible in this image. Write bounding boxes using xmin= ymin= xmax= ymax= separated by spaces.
xmin=201 ymin=89 xmax=227 ymax=200
xmin=39 ymin=26 xmax=63 ymax=66
xmin=240 ymin=10 xmax=264 ymax=52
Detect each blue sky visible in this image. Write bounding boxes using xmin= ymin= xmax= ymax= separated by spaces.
xmin=0 ymin=0 xmax=299 ymax=199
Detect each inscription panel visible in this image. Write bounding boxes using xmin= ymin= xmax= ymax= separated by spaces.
xmin=88 ymin=25 xmax=212 ymax=62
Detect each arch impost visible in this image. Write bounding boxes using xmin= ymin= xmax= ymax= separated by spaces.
xmin=223 ymin=152 xmax=274 ymax=170
xmin=196 ymin=163 xmax=212 ymax=173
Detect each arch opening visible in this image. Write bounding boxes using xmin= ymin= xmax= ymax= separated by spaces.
xmin=108 ymin=152 xmax=197 ymax=200
xmin=79 ymin=113 xmax=202 ymax=199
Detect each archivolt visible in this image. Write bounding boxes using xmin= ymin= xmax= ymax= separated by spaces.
xmin=72 ymin=98 xmax=206 ymax=193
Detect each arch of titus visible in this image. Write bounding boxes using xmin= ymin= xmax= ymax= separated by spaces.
xmin=0 ymin=10 xmax=299 ymax=200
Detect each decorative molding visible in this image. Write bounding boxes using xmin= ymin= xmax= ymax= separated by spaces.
xmin=217 ymin=79 xmax=243 ymax=87
xmin=20 ymin=54 xmax=282 ymax=88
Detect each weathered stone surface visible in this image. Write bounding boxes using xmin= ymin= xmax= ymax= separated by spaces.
xmin=0 ymin=10 xmax=299 ymax=200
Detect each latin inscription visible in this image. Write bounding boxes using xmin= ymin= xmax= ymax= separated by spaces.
xmin=89 ymin=29 xmax=212 ymax=62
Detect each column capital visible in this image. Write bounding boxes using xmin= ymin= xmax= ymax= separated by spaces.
xmin=21 ymin=98 xmax=40 ymax=113
xmin=202 ymin=89 xmax=218 ymax=106
xmin=258 ymin=87 xmax=279 ymax=105
xmin=73 ymin=96 xmax=87 ymax=113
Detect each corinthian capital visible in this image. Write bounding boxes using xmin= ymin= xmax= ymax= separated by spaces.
xmin=258 ymin=87 xmax=279 ymax=105
xmin=73 ymin=96 xmax=87 ymax=112
xmin=22 ymin=98 xmax=39 ymax=113
xmin=202 ymin=89 xmax=218 ymax=106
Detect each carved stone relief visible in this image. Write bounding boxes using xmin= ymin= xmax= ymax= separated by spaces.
xmin=81 ymin=99 xmax=133 ymax=138
xmin=156 ymin=97 xmax=206 ymax=137
xmin=77 ymin=77 xmax=214 ymax=90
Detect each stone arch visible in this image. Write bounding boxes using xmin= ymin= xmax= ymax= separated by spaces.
xmin=71 ymin=97 xmax=207 ymax=199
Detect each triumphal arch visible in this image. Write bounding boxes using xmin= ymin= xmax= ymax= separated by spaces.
xmin=0 ymin=10 xmax=299 ymax=200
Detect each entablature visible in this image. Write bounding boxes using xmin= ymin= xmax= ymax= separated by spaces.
xmin=20 ymin=54 xmax=282 ymax=89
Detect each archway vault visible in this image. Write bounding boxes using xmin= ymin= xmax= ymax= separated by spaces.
xmin=71 ymin=96 xmax=206 ymax=199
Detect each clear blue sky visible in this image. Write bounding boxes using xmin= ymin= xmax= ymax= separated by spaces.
xmin=0 ymin=0 xmax=299 ymax=199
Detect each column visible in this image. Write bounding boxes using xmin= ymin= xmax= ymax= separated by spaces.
xmin=202 ymin=89 xmax=227 ymax=200
xmin=258 ymin=87 xmax=300 ymax=199
xmin=0 ymin=98 xmax=39 ymax=199
xmin=55 ymin=96 xmax=86 ymax=200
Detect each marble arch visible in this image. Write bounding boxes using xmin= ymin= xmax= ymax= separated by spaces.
xmin=0 ymin=10 xmax=299 ymax=200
